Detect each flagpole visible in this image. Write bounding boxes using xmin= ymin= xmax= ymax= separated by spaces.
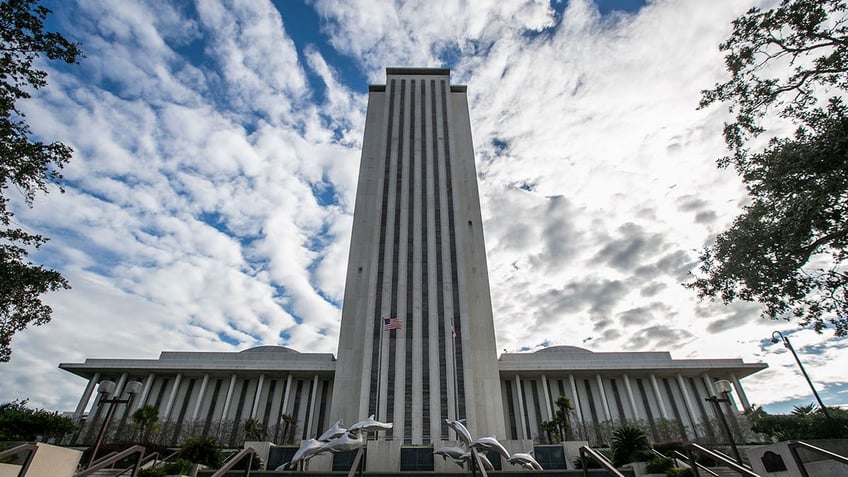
xmin=376 ymin=316 xmax=384 ymax=428
xmin=452 ymin=315 xmax=459 ymax=420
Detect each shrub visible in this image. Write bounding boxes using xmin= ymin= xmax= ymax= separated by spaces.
xmin=645 ymin=456 xmax=675 ymax=474
xmin=178 ymin=436 xmax=222 ymax=468
xmin=666 ymin=467 xmax=694 ymax=477
xmin=0 ymin=400 xmax=77 ymax=442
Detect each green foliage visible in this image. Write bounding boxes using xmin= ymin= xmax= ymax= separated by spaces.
xmin=0 ymin=399 xmax=76 ymax=441
xmin=243 ymin=417 xmax=265 ymax=441
xmin=693 ymin=0 xmax=848 ymax=336
xmin=161 ymin=458 xmax=192 ymax=475
xmin=748 ymin=407 xmax=848 ymax=440
xmin=178 ymin=436 xmax=222 ymax=468
xmin=136 ymin=467 xmax=165 ymax=477
xmin=666 ymin=468 xmax=694 ymax=477
xmin=0 ymin=0 xmax=80 ymax=361
xmin=645 ymin=456 xmax=675 ymax=474
xmin=610 ymin=425 xmax=651 ymax=467
xmin=132 ymin=405 xmax=159 ymax=441
xmin=791 ymin=403 xmax=817 ymax=416
xmin=540 ymin=420 xmax=560 ymax=443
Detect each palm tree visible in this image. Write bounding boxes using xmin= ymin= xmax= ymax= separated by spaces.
xmin=554 ymin=396 xmax=574 ymax=440
xmin=791 ymin=403 xmax=817 ymax=416
xmin=131 ymin=405 xmax=158 ymax=442
xmin=610 ymin=425 xmax=650 ymax=467
xmin=541 ymin=420 xmax=560 ymax=443
xmin=244 ymin=418 xmax=265 ymax=441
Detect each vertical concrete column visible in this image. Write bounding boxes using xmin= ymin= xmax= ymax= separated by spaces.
xmin=622 ymin=374 xmax=640 ymax=420
xmin=191 ymin=374 xmax=210 ymax=421
xmin=730 ymin=374 xmax=751 ymax=411
xmin=568 ymin=375 xmax=584 ymax=432
xmin=306 ymin=375 xmax=320 ymax=438
xmin=703 ymin=374 xmax=716 ymax=396
xmin=649 ymin=374 xmax=669 ymax=419
xmin=250 ymin=374 xmax=265 ymax=419
xmin=135 ymin=373 xmax=156 ymax=412
xmin=113 ymin=373 xmax=128 ymax=398
xmin=675 ymin=374 xmax=698 ymax=439
xmin=280 ymin=374 xmax=293 ymax=418
xmin=540 ymin=375 xmax=553 ymax=420
xmin=162 ymin=373 xmax=183 ymax=421
xmin=221 ymin=374 xmax=238 ymax=421
xmin=514 ymin=375 xmax=527 ymax=440
xmin=74 ymin=372 xmax=100 ymax=420
xmin=595 ymin=374 xmax=612 ymax=422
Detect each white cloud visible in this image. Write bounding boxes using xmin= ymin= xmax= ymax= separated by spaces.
xmin=2 ymin=0 xmax=842 ymax=417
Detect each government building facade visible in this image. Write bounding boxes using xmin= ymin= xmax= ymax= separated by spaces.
xmin=60 ymin=68 xmax=766 ymax=471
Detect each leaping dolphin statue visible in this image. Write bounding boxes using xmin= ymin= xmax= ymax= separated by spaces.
xmin=289 ymin=438 xmax=327 ymax=467
xmin=508 ymin=452 xmax=543 ymax=470
xmin=318 ymin=419 xmax=347 ymax=442
xmin=322 ymin=431 xmax=365 ymax=453
xmin=444 ymin=418 xmax=473 ymax=446
xmin=433 ymin=446 xmax=465 ymax=461
xmin=469 ymin=436 xmax=511 ymax=461
xmin=349 ymin=415 xmax=393 ymax=434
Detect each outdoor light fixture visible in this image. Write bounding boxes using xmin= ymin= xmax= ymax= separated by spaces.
xmin=770 ymin=331 xmax=831 ymax=420
xmin=705 ymin=380 xmax=743 ymax=466
xmin=87 ymin=380 xmax=143 ymax=469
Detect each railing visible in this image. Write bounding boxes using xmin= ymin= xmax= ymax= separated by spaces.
xmin=346 ymin=447 xmax=365 ymax=477
xmin=113 ymin=449 xmax=179 ymax=477
xmin=470 ymin=448 xmax=489 ymax=477
xmin=787 ymin=440 xmax=848 ymax=477
xmin=74 ymin=445 xmax=146 ymax=477
xmin=578 ymin=445 xmax=625 ymax=477
xmin=669 ymin=450 xmax=718 ymax=477
xmin=210 ymin=447 xmax=256 ymax=477
xmin=684 ymin=442 xmax=758 ymax=477
xmin=0 ymin=443 xmax=38 ymax=477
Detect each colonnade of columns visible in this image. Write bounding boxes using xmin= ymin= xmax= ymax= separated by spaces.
xmin=502 ymin=371 xmax=751 ymax=443
xmin=72 ymin=371 xmax=332 ymax=446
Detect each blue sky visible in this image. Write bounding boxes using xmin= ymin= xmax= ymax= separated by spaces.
xmin=3 ymin=0 xmax=845 ymax=416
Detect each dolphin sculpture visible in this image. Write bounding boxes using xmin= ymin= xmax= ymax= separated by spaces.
xmin=433 ymin=446 xmax=465 ymax=461
xmin=444 ymin=418 xmax=473 ymax=446
xmin=322 ymin=431 xmax=365 ymax=453
xmin=289 ymin=438 xmax=327 ymax=467
xmin=508 ymin=452 xmax=543 ymax=471
xmin=469 ymin=436 xmax=511 ymax=461
xmin=349 ymin=415 xmax=393 ymax=434
xmin=318 ymin=419 xmax=347 ymax=442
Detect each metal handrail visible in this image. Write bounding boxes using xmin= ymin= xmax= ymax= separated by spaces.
xmin=89 ymin=450 xmax=118 ymax=468
xmin=787 ymin=440 xmax=848 ymax=477
xmin=74 ymin=444 xmax=145 ymax=477
xmin=578 ymin=445 xmax=625 ymax=477
xmin=0 ymin=443 xmax=38 ymax=477
xmin=210 ymin=447 xmax=256 ymax=477
xmin=685 ymin=442 xmax=759 ymax=477
xmin=672 ymin=450 xmax=718 ymax=477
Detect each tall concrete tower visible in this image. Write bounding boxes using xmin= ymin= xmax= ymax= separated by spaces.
xmin=332 ymin=68 xmax=505 ymax=449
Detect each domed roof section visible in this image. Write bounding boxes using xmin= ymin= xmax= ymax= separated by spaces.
xmin=239 ymin=345 xmax=300 ymax=354
xmin=535 ymin=345 xmax=593 ymax=354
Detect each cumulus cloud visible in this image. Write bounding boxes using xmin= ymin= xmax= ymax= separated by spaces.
xmin=2 ymin=0 xmax=842 ymax=416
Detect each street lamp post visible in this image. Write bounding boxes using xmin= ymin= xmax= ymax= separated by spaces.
xmin=771 ymin=331 xmax=831 ymax=420
xmin=705 ymin=379 xmax=743 ymax=466
xmin=87 ymin=379 xmax=143 ymax=469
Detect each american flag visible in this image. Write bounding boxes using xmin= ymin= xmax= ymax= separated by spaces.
xmin=384 ymin=317 xmax=402 ymax=331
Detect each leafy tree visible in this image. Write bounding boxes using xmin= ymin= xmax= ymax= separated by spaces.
xmin=0 ymin=399 xmax=77 ymax=441
xmin=609 ymin=424 xmax=650 ymax=467
xmin=0 ymin=0 xmax=81 ymax=361
xmin=748 ymin=406 xmax=848 ymax=440
xmin=691 ymin=0 xmax=848 ymax=335
xmin=540 ymin=419 xmax=560 ymax=443
xmin=131 ymin=404 xmax=158 ymax=442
